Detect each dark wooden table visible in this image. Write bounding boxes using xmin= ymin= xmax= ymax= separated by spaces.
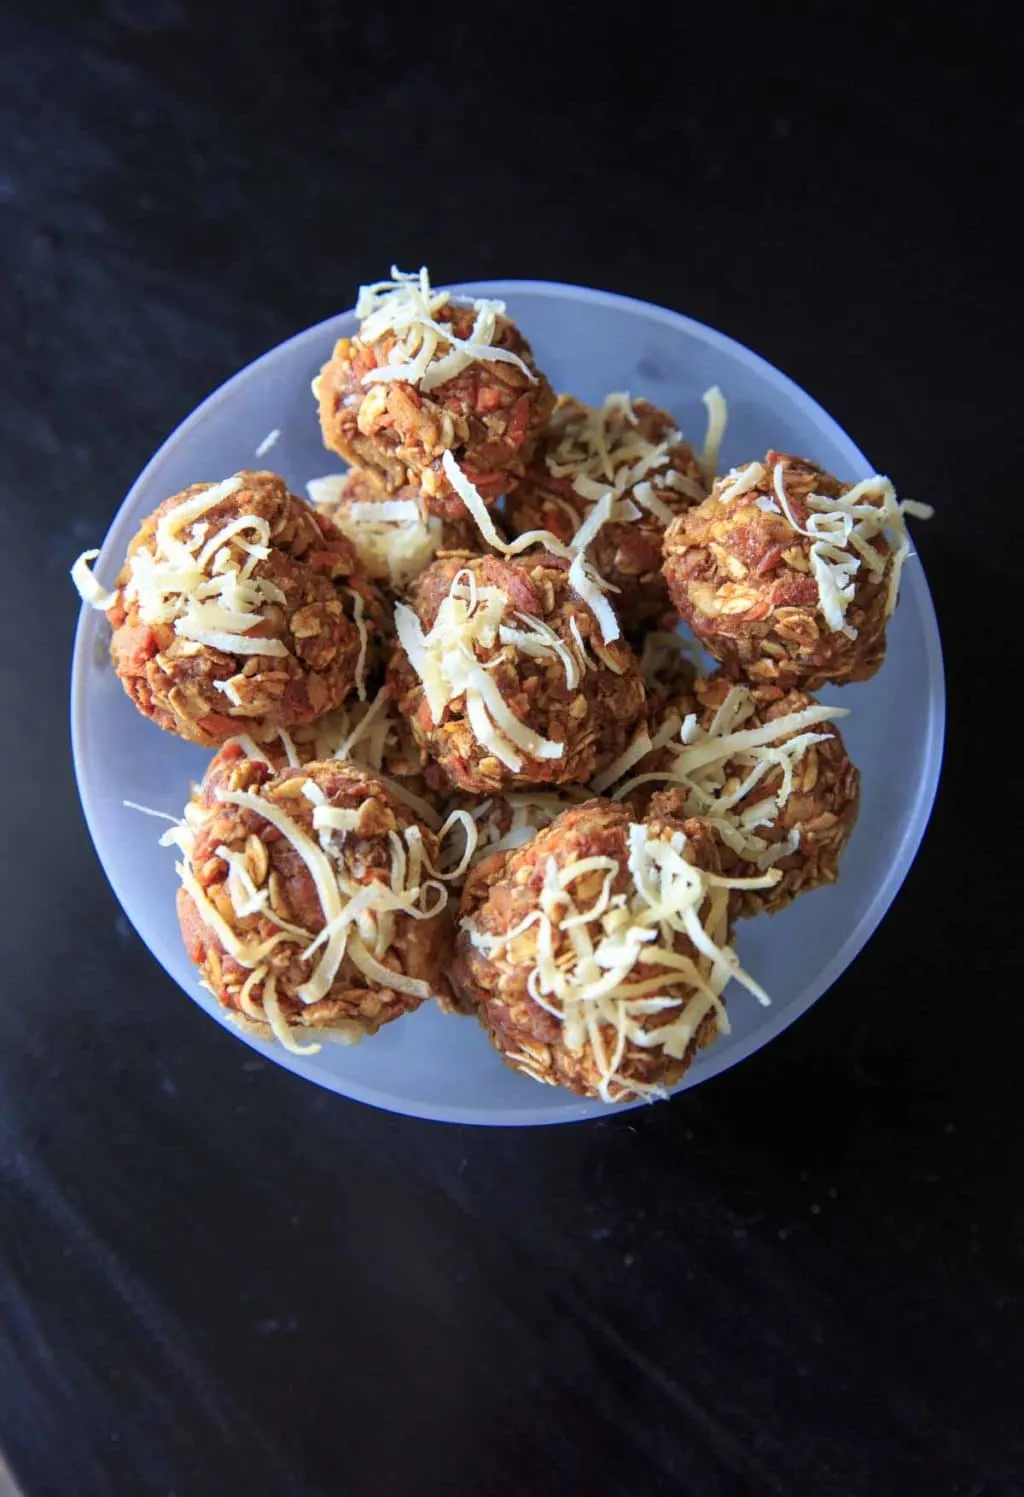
xmin=1 ymin=6 xmax=1019 ymax=1494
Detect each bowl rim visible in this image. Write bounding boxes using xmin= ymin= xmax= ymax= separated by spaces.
xmin=70 ymin=278 xmax=946 ymax=1126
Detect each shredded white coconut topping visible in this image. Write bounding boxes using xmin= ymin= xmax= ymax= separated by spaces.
xmin=354 ymin=266 xmax=536 ymax=392
xmin=442 ymin=450 xmax=624 ymax=643
xmin=296 ymin=688 xmax=441 ymax=829
xmin=610 ymin=684 xmax=849 ymax=867
xmin=771 ymin=463 xmax=933 ymax=634
xmin=543 ymin=392 xmax=701 ymax=517
xmin=309 ymin=468 xmax=446 ymax=588
xmin=442 ymin=789 xmax=589 ymax=872
xmin=699 ymin=386 xmax=728 ymax=482
xmin=394 ymin=567 xmax=590 ymax=772
xmin=71 ymin=549 xmax=119 ymax=611
xmin=306 ymin=474 xmax=348 ymax=509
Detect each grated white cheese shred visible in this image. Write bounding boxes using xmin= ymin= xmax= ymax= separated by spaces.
xmin=466 ymin=821 xmax=775 ymax=1103
xmin=632 ymin=481 xmax=675 ymax=526
xmin=770 ymin=463 xmax=933 ymax=633
xmin=71 ymin=549 xmax=119 ymax=611
xmin=254 ymin=428 xmax=280 ymax=457
xmin=122 ymin=800 xmax=181 ymax=826
xmin=349 ymin=499 xmax=420 ymax=523
xmin=395 ymin=567 xmax=581 ymax=771
xmin=429 ymin=810 xmax=479 ymax=881
xmin=441 ymin=449 xmax=519 ymax=554
xmin=353 ymin=265 xmax=536 ymax=392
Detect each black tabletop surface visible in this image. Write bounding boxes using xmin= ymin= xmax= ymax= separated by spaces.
xmin=1 ymin=5 xmax=1020 ymax=1495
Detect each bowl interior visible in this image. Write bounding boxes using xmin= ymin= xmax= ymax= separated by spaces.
xmin=71 ymin=281 xmax=944 ymax=1125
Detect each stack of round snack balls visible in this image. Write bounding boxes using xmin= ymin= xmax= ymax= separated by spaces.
xmin=73 ymin=267 xmax=930 ymax=1103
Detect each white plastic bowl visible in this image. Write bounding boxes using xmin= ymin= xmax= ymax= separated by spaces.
xmin=70 ymin=281 xmax=944 ymax=1125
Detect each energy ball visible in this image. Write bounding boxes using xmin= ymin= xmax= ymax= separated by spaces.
xmin=506 ymin=394 xmax=706 ymax=626
xmin=315 ymin=268 xmax=554 ymax=520
xmin=308 ymin=468 xmax=492 ymax=594
xmin=96 ymin=471 xmax=376 ymax=746
xmin=609 ymin=671 xmax=860 ymax=917
xmin=662 ymin=451 xmax=926 ymax=690
xmin=453 ymin=799 xmax=767 ymax=1101
xmin=387 ymin=553 xmax=646 ymax=795
xmin=174 ymin=755 xmax=453 ymax=1051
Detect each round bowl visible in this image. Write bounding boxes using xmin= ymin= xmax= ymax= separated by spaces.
xmin=70 ymin=280 xmax=944 ymax=1125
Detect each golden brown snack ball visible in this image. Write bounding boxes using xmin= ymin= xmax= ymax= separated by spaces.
xmin=621 ymin=671 xmax=860 ymax=917
xmin=106 ymin=471 xmax=377 ymax=747
xmin=453 ymin=799 xmax=733 ymax=1101
xmin=506 ymin=394 xmax=706 ymax=627
xmin=315 ymin=298 xmax=554 ymax=520
xmin=386 ymin=553 xmax=647 ymax=795
xmin=662 ymin=450 xmax=901 ymax=690
xmin=176 ymin=754 xmax=453 ymax=1048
